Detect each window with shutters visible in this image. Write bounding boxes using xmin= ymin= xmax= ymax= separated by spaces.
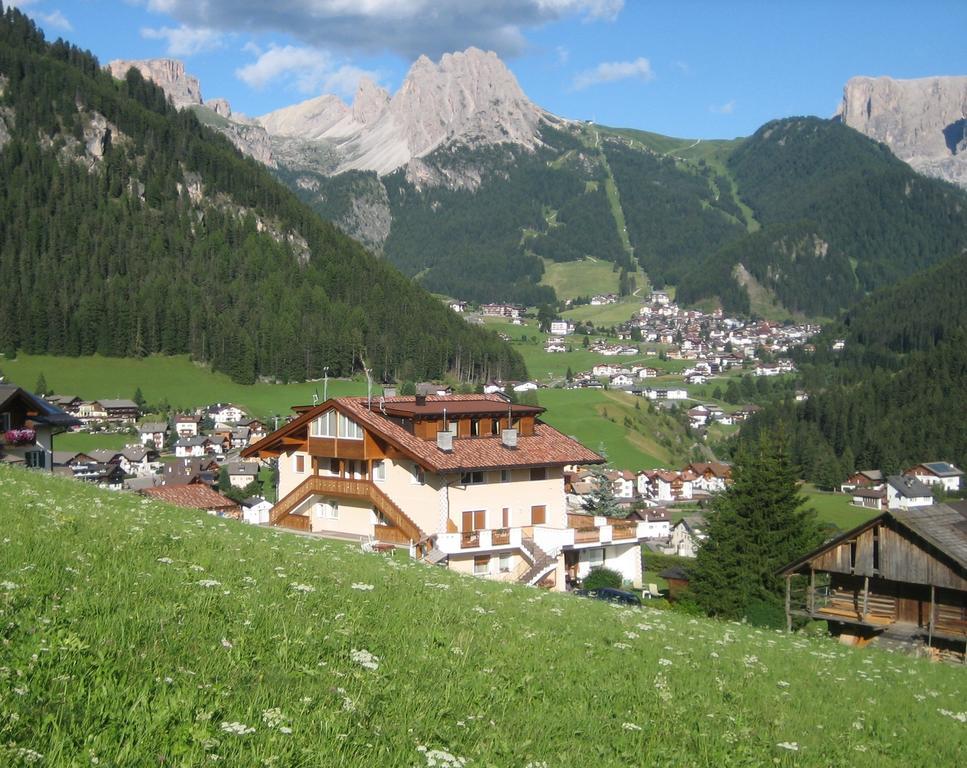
xmin=294 ymin=454 xmax=305 ymax=474
xmin=462 ymin=510 xmax=486 ymax=531
xmin=531 ymin=505 xmax=546 ymax=525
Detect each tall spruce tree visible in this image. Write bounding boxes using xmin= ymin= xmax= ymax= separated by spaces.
xmin=690 ymin=428 xmax=821 ymax=624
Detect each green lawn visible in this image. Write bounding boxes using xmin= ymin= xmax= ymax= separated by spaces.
xmin=538 ymin=388 xmax=691 ymax=470
xmin=539 ymin=257 xmax=622 ymax=299
xmin=54 ymin=431 xmax=136 ymax=453
xmin=2 ymin=353 xmax=366 ymax=420
xmin=1 ymin=467 xmax=963 ymax=767
xmin=801 ymin=484 xmax=879 ymax=531
xmin=562 ymin=297 xmax=645 ymax=326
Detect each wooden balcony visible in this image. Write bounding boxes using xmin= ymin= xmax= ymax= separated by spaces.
xmin=492 ymin=528 xmax=511 ymax=546
xmin=612 ymin=523 xmax=637 ymax=540
xmin=269 ymin=474 xmax=424 ymax=542
xmin=461 ymin=531 xmax=481 ymax=549
xmin=375 ymin=524 xmax=411 ymax=546
xmin=277 ymin=514 xmax=310 ymax=533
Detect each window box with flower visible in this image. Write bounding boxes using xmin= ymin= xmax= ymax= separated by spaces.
xmin=3 ymin=429 xmax=37 ymax=446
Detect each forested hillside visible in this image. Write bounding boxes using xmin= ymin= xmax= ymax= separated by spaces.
xmin=738 ymin=251 xmax=967 ymax=485
xmin=0 ymin=8 xmax=524 ymax=384
xmin=679 ymin=118 xmax=967 ymax=316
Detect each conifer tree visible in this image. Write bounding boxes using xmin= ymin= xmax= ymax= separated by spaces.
xmin=690 ymin=428 xmax=821 ymax=623
xmin=34 ymin=372 xmax=48 ymax=396
xmin=581 ymin=468 xmax=621 ymax=518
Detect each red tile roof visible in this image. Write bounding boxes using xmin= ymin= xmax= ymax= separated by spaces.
xmin=142 ymin=484 xmax=239 ymax=512
xmin=244 ymin=395 xmax=604 ymax=473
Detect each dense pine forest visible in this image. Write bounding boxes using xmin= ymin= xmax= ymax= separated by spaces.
xmin=679 ymin=118 xmax=967 ymax=316
xmin=737 ymin=251 xmax=967 ymax=485
xmin=0 ymin=7 xmax=525 ymax=384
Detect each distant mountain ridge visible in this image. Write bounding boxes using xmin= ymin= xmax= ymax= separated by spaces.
xmin=836 ymin=75 xmax=967 ymax=188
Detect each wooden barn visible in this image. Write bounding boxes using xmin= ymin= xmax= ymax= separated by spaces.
xmin=778 ymin=503 xmax=966 ymax=660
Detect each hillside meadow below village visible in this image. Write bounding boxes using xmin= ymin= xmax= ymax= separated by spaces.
xmin=1 ymin=467 xmax=963 ymax=767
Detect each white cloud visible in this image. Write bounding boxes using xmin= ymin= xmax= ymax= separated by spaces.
xmin=571 ymin=57 xmax=654 ymax=91
xmin=36 ymin=9 xmax=71 ymax=30
xmin=710 ymin=100 xmax=736 ymax=115
xmin=141 ymin=25 xmax=224 ymax=57
xmin=139 ymin=1 xmax=624 ymax=59
xmin=7 ymin=2 xmax=72 ymax=31
xmin=236 ymin=45 xmax=378 ymax=98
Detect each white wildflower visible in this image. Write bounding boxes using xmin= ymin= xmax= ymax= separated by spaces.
xmin=776 ymin=742 xmax=799 ymax=751
xmin=351 ymin=583 xmax=374 ymax=591
xmin=938 ymin=708 xmax=967 ymax=723
xmin=220 ymin=721 xmax=256 ymax=735
xmin=261 ymin=708 xmax=285 ymax=729
xmin=156 ymin=557 xmax=173 ymax=564
xmin=290 ymin=583 xmax=315 ymax=593
xmin=351 ymin=648 xmax=379 ymax=671
xmin=9 ymin=748 xmax=44 ymax=764
xmin=220 ymin=638 xmax=233 ymax=650
xmin=777 ymin=680 xmax=790 ymax=688
xmin=1 ymin=581 xmax=19 ymax=590
xmin=658 ymin=658 xmax=673 ymax=666
xmin=196 ymin=579 xmax=221 ymax=588
xmin=622 ymin=722 xmax=642 ymax=731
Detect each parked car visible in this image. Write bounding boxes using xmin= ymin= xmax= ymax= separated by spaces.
xmin=574 ymin=587 xmax=642 ymax=607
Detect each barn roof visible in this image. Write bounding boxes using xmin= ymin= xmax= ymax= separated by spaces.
xmin=779 ymin=504 xmax=967 ymax=576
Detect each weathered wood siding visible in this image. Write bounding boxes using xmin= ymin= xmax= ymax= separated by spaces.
xmin=808 ymin=521 xmax=966 ymax=591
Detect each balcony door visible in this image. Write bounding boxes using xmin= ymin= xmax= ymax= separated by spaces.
xmin=530 ymin=505 xmax=546 ymax=525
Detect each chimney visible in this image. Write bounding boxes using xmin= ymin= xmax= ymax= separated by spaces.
xmin=501 ymin=428 xmax=518 ymax=448
xmin=415 ymin=394 xmax=426 ymax=406
xmin=383 ymin=386 xmax=397 ymax=398
xmin=436 ymin=431 xmax=453 ymax=452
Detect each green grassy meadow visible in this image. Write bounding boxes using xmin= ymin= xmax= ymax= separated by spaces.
xmin=1 ymin=467 xmax=964 ymax=767
xmin=1 ymin=353 xmax=366 ymax=420
xmin=802 ymin=485 xmax=879 ymax=531
xmin=54 ymin=431 xmax=135 ymax=453
xmin=540 ymin=257 xmax=623 ymax=299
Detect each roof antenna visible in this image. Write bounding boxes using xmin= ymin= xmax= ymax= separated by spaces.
xmin=443 ymin=407 xmax=448 ymax=431
xmin=379 ymin=396 xmax=386 ymax=416
xmin=364 ymin=363 xmax=373 ymax=409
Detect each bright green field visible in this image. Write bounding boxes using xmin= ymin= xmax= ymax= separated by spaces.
xmin=540 ymin=258 xmax=647 ymax=301
xmin=1 ymin=467 xmax=963 ymax=767
xmin=54 ymin=431 xmax=135 ymax=453
xmin=538 ymin=388 xmax=691 ymax=470
xmin=802 ymin=485 xmax=879 ymax=531
xmin=562 ymin=297 xmax=645 ymax=326
xmin=1 ymin=354 xmax=366 ymax=420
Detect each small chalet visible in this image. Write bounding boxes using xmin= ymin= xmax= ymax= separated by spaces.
xmin=174 ymin=414 xmax=202 ymax=438
xmin=904 ymin=462 xmax=964 ymax=493
xmin=851 ymin=487 xmax=886 ymax=511
xmin=175 ymin=435 xmax=221 ymax=458
xmin=841 ymin=469 xmax=884 ymax=493
xmin=779 ymin=504 xmax=967 ymax=659
xmin=241 ymin=496 xmax=274 ymax=525
xmin=138 ymin=422 xmax=169 ymax=448
xmin=685 ymin=462 xmax=732 ymax=493
xmin=665 ymin=513 xmax=706 ymax=558
xmin=205 ymin=403 xmax=248 ymax=423
xmin=225 ymin=461 xmax=259 ymax=489
xmin=0 ymin=383 xmax=80 ymax=470
xmin=163 ymin=458 xmax=220 ymax=488
xmin=886 ymin=475 xmax=934 ymax=510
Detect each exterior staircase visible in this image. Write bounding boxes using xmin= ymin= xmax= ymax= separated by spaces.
xmin=269 ymin=475 xmax=425 ymax=543
xmin=519 ymin=536 xmax=558 ymax=586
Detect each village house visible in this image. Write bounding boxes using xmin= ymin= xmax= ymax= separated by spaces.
xmin=851 ymin=486 xmax=886 ymax=511
xmin=685 ymin=462 xmax=732 ymax=494
xmin=841 ymin=469 xmax=884 ymax=493
xmin=0 ymin=383 xmax=81 ymax=470
xmin=175 ymin=435 xmax=221 ymax=458
xmin=67 ymin=461 xmax=127 ymax=490
xmin=206 ymin=403 xmax=248 ymax=424
xmin=45 ymin=395 xmax=83 ymax=414
xmin=664 ymin=513 xmax=707 ymax=558
xmin=141 ymin=484 xmax=241 ymax=518
xmin=242 ymin=394 xmax=656 ymax=590
xmin=779 ymin=504 xmax=966 ymax=659
xmin=225 ymin=461 xmax=260 ymax=489
xmin=549 ymin=320 xmax=573 ymax=336
xmin=885 ymin=476 xmax=934 ymax=510
xmin=174 ymin=414 xmax=202 ymax=438
xmin=137 ymin=421 xmax=169 ymax=448
xmin=162 ymin=457 xmax=220 ymax=488
xmin=903 ymin=462 xmax=963 ymax=493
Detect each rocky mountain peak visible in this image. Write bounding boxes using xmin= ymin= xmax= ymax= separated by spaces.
xmin=258 ymin=47 xmax=545 ymax=176
xmin=107 ymin=58 xmax=203 ymax=109
xmin=352 ymin=77 xmax=390 ymax=125
xmin=837 ymin=75 xmax=967 ymax=188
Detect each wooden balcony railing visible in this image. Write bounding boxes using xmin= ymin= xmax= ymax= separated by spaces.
xmin=612 ymin=524 xmax=637 ymax=540
xmin=461 ymin=531 xmax=481 ymax=549
xmin=277 ymin=514 xmax=310 ymax=533
xmin=492 ymin=528 xmax=511 ymax=546
xmin=269 ymin=474 xmax=424 ymax=542
xmin=575 ymin=528 xmax=600 ymax=544
xmin=375 ymin=524 xmax=411 ymax=545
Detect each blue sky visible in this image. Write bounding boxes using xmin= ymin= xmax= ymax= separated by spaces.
xmin=12 ymin=1 xmax=967 ymax=139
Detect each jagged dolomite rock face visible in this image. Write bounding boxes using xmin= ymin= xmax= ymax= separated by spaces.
xmin=837 ymin=75 xmax=967 ymax=188
xmin=258 ymin=47 xmax=545 ymax=176
xmin=206 ymin=98 xmax=232 ymax=118
xmin=107 ymin=58 xmax=203 ymax=108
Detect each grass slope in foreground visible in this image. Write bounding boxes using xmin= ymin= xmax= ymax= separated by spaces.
xmin=1 ymin=468 xmax=964 ymax=767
